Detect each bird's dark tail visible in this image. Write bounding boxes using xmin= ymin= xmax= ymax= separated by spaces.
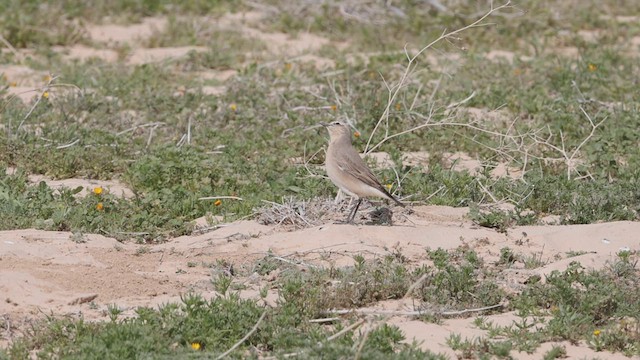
xmin=390 ymin=195 xmax=405 ymax=207
xmin=380 ymin=185 xmax=405 ymax=207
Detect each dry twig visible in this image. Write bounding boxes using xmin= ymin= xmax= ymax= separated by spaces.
xmin=198 ymin=196 xmax=244 ymax=201
xmin=323 ymin=303 xmax=504 ymax=317
xmin=364 ymin=1 xmax=513 ymax=154
xmin=216 ymin=310 xmax=267 ymax=360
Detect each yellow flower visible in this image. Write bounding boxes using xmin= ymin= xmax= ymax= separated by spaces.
xmin=386 ymin=184 xmax=393 ymax=191
xmin=593 ymin=329 xmax=601 ymax=337
xmin=93 ymin=187 xmax=103 ymax=195
xmin=353 ymin=131 xmax=360 ymax=138
xmin=284 ymin=62 xmax=292 ymax=71
xmin=588 ymin=63 xmax=597 ymax=72
xmin=96 ymin=202 xmax=104 ymax=211
xmin=214 ymin=199 xmax=222 ymax=206
xmin=395 ymin=103 xmax=401 ymax=111
xmin=43 ymin=74 xmax=52 ymax=82
xmin=9 ymin=81 xmax=17 ymax=87
xmin=191 ymin=342 xmax=201 ymax=351
xmin=42 ymin=91 xmax=49 ymax=99
xmin=330 ymin=105 xmax=337 ymax=111
xmin=229 ymin=103 xmax=237 ymax=112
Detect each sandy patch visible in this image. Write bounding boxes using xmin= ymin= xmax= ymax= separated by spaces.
xmin=290 ymin=54 xmax=336 ymax=70
xmin=548 ymin=46 xmax=580 ymax=58
xmin=214 ymin=11 xmax=341 ymax=60
xmin=196 ymin=69 xmax=238 ymax=82
xmin=601 ymin=15 xmax=640 ymax=23
xmin=462 ymin=106 xmax=513 ymax=125
xmin=29 ymin=175 xmax=135 ymax=198
xmin=0 ymin=65 xmax=48 ymax=86
xmin=5 ymin=168 xmax=134 ymax=198
xmin=52 ymin=45 xmax=119 ymax=62
xmin=245 ymin=29 xmax=330 ymax=57
xmin=366 ymin=151 xmax=479 ymax=173
xmin=1 ymin=86 xmax=41 ymax=104
xmin=361 ymin=150 xmax=521 ymax=179
xmin=400 ymin=151 xmax=429 ymax=168
xmin=201 ymin=86 xmax=226 ymax=96
xmin=577 ymin=29 xmax=602 ymax=43
xmin=81 ymin=12 xmax=336 ymax=68
xmin=0 ymin=65 xmax=49 ymax=104
xmin=345 ymin=50 xmax=463 ymax=72
xmin=87 ymin=17 xmax=168 ymax=45
xmin=482 ymin=49 xmax=536 ymax=63
xmin=364 ymin=151 xmax=394 ymax=168
xmin=490 ymin=161 xmax=523 ymax=179
xmin=484 ymin=49 xmax=524 ymax=63
xmin=440 ymin=151 xmax=483 ymax=175
xmin=127 ymin=46 xmax=207 ymax=65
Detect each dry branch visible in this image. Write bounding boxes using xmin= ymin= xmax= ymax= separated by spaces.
xmin=323 ymin=303 xmax=504 ymax=317
xmin=16 ymin=75 xmax=60 ymax=133
xmin=0 ymin=34 xmax=20 ymax=58
xmin=198 ymin=196 xmax=244 ymax=201
xmin=364 ymin=0 xmax=513 ymax=154
xmin=216 ymin=310 xmax=267 ymax=360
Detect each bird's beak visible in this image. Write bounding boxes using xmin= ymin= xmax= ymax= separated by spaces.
xmin=319 ymin=122 xmax=329 ymax=127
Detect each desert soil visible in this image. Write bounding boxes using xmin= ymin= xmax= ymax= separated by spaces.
xmin=2 ymin=203 xmax=638 ymax=359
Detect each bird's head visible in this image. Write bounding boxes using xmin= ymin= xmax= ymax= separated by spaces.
xmin=321 ymin=121 xmax=352 ymax=142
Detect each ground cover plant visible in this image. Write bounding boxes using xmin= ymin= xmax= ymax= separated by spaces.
xmin=1 ymin=0 xmax=640 ymax=358
xmin=2 ymin=249 xmax=638 ymax=358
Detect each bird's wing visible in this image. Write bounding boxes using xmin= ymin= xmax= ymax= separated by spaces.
xmin=337 ymin=148 xmax=401 ymax=204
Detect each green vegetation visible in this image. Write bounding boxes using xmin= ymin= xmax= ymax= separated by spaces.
xmin=2 ymin=0 xmax=640 ymax=358
xmin=472 ymin=254 xmax=640 ymax=357
xmin=2 ymin=0 xmax=639 ymax=236
xmin=2 ymin=249 xmax=638 ymax=358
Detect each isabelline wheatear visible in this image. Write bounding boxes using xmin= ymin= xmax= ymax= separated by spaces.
xmin=321 ymin=121 xmax=404 ymax=223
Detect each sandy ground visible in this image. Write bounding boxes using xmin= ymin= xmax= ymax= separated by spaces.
xmin=2 ymin=10 xmax=640 ymax=359
xmin=1 ymin=203 xmax=638 ymax=358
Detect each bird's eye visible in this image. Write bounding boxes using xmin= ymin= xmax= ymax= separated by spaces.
xmin=333 ymin=121 xmax=341 ymax=125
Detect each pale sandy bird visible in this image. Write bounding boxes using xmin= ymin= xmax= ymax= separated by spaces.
xmin=321 ymin=121 xmax=405 ymax=223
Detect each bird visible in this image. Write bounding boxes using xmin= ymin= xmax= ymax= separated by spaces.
xmin=321 ymin=121 xmax=405 ymax=223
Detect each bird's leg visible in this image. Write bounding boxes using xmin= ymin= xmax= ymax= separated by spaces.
xmin=346 ymin=198 xmax=362 ymax=223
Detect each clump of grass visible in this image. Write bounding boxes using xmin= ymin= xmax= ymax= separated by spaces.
xmin=419 ymin=248 xmax=504 ymax=312
xmin=447 ymin=253 xmax=640 ymax=357
xmin=469 ymin=206 xmax=516 ymax=233
xmin=2 ymin=289 xmax=444 ymax=359
xmin=0 ymin=166 xmax=201 ymax=241
xmin=274 ymin=247 xmax=505 ymax=321
xmin=274 ymin=254 xmax=413 ymax=319
xmin=447 ymin=334 xmax=514 ymax=359
xmin=0 ymin=1 xmax=86 ymax=48
xmin=255 ymin=197 xmax=333 ymax=229
xmin=510 ymin=255 xmax=640 ymax=356
xmin=543 ymin=345 xmax=567 ymax=360
xmin=5 ymin=293 xmax=264 ymax=358
xmin=496 ymin=247 xmax=546 ymax=269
